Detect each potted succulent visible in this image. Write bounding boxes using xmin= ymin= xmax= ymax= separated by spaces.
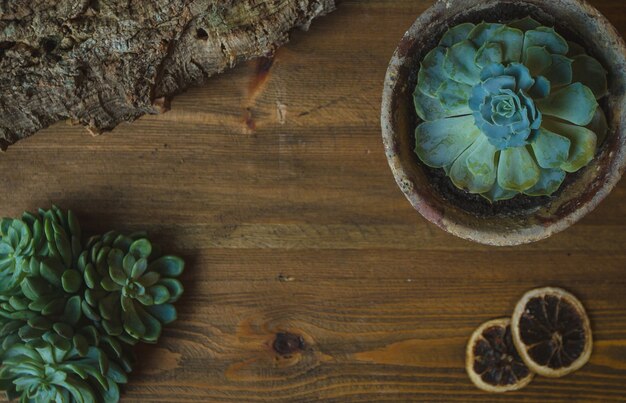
xmin=381 ymin=0 xmax=626 ymax=245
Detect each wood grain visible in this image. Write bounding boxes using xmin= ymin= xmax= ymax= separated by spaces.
xmin=1 ymin=0 xmax=625 ymax=401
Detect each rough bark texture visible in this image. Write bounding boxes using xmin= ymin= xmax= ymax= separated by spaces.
xmin=0 ymin=0 xmax=336 ymax=149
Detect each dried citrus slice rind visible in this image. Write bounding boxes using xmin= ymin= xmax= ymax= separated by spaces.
xmin=466 ymin=318 xmax=534 ymax=392
xmin=511 ymin=287 xmax=592 ymax=377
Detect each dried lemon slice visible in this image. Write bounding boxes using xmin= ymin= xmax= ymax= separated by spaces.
xmin=511 ymin=287 xmax=592 ymax=377
xmin=466 ymin=318 xmax=534 ymax=392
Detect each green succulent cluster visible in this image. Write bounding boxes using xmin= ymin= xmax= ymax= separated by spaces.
xmin=413 ymin=17 xmax=609 ymax=202
xmin=0 ymin=207 xmax=184 ymax=402
xmin=78 ymin=231 xmax=184 ymax=345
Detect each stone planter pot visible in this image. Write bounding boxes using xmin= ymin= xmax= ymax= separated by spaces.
xmin=381 ymin=0 xmax=626 ymax=246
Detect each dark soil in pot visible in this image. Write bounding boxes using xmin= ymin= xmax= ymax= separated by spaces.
xmin=406 ymin=1 xmax=613 ymax=217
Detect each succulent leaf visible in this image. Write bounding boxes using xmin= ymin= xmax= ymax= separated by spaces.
xmin=475 ymin=42 xmax=503 ymax=68
xmin=469 ymin=22 xmax=504 ymax=47
xmin=145 ymin=304 xmax=177 ymax=324
xmin=508 ymin=16 xmax=541 ymax=32
xmin=436 ymin=80 xmax=473 ymax=115
xmin=64 ymin=296 xmax=82 ymax=326
xmin=524 ymin=168 xmax=567 ymax=197
xmin=131 ymin=258 xmax=148 ymax=279
xmin=137 ymin=272 xmax=160 ymax=288
xmin=524 ymin=46 xmax=553 ymax=77
xmin=443 ymin=40 xmax=481 ymax=85
xmin=528 ymin=76 xmax=550 ymax=99
xmin=536 ymin=83 xmax=598 ymax=126
xmin=571 ymin=54 xmax=609 ymax=99
xmin=586 ymin=107 xmax=609 ymax=146
xmin=449 ymin=137 xmax=496 ymax=193
xmin=418 ymin=47 xmax=448 ymax=97
xmin=134 ymin=304 xmax=162 ymax=343
xmin=567 ymin=41 xmax=586 ymax=57
xmin=531 ymin=128 xmax=571 ymax=169
xmin=504 ymin=63 xmax=535 ymax=90
xmin=542 ymin=119 xmax=597 ymax=173
xmin=61 ymin=270 xmax=82 ymax=294
xmin=158 ymin=279 xmax=184 ymax=303
xmin=497 ymin=146 xmax=540 ymax=191
xmin=149 ymin=285 xmax=171 ymax=305
xmin=415 ymin=115 xmax=481 ymax=168
xmin=466 ymin=137 xmax=499 ymax=183
xmin=129 ymin=239 xmax=152 ymax=259
xmin=542 ymin=54 xmax=573 ymax=88
xmin=414 ymin=87 xmax=451 ymax=121
xmin=150 ymin=256 xmax=185 ymax=277
xmin=440 ymin=22 xmax=476 ymax=47
xmin=523 ymin=27 xmax=568 ymax=58
xmin=122 ymin=301 xmax=145 ymax=340
xmin=489 ymin=26 xmax=524 ymax=63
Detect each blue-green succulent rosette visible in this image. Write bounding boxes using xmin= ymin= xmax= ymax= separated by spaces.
xmin=413 ymin=17 xmax=609 ymax=202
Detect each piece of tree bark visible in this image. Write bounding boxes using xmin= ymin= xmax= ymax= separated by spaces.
xmin=0 ymin=0 xmax=336 ymax=149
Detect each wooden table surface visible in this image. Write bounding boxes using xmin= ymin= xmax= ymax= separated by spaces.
xmin=1 ymin=1 xmax=625 ymax=401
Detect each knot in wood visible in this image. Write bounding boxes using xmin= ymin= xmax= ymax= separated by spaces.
xmin=273 ymin=332 xmax=305 ymax=356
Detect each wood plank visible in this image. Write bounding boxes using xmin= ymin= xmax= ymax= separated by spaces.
xmin=0 ymin=0 xmax=625 ymax=401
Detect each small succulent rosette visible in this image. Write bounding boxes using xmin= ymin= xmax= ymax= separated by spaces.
xmin=0 ymin=208 xmax=84 ymax=340
xmin=79 ymin=231 xmax=184 ymax=345
xmin=0 ymin=333 xmax=127 ymax=402
xmin=413 ymin=17 xmax=608 ymax=202
xmin=0 ymin=207 xmax=82 ymax=296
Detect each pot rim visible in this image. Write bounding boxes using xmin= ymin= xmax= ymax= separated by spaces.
xmin=381 ymin=0 xmax=626 ymax=246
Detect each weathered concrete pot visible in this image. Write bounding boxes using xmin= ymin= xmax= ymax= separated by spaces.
xmin=381 ymin=0 xmax=626 ymax=246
